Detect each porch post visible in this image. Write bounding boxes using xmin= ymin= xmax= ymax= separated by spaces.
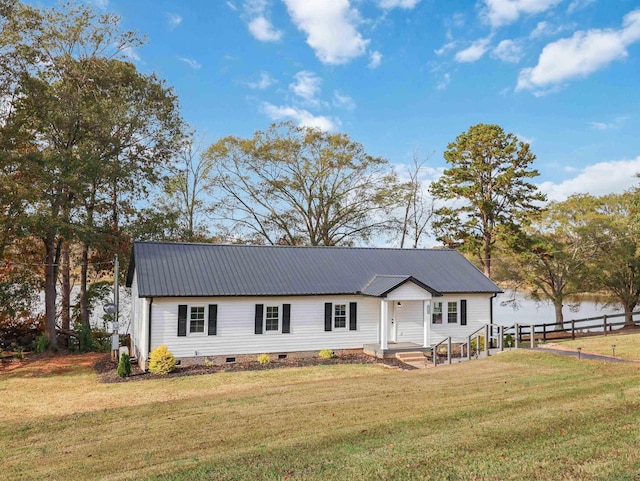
xmin=380 ymin=299 xmax=388 ymax=351
xmin=423 ymin=301 xmax=429 ymax=348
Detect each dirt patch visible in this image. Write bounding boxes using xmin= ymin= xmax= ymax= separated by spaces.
xmin=0 ymin=351 xmax=105 ymax=374
xmin=95 ymin=352 xmax=414 ymax=383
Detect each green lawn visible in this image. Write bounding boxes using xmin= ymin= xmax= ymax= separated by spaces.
xmin=547 ymin=331 xmax=640 ymax=360
xmin=1 ymin=348 xmax=640 ymax=481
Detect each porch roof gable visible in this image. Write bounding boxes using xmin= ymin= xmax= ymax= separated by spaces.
xmin=361 ymin=275 xmax=441 ymax=298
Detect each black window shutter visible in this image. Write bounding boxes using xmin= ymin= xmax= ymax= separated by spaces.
xmin=177 ymin=304 xmax=187 ymax=337
xmin=282 ymin=304 xmax=291 ymax=333
xmin=255 ymin=304 xmax=264 ymax=334
xmin=208 ymin=304 xmax=218 ymax=335
xmin=349 ymin=302 xmax=357 ymax=331
xmin=324 ymin=303 xmax=332 ymax=331
xmin=460 ymin=299 xmax=467 ymax=326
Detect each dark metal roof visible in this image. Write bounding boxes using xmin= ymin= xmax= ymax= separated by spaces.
xmin=126 ymin=241 xmax=502 ymax=298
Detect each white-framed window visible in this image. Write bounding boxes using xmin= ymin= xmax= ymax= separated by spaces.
xmin=334 ymin=304 xmax=347 ymax=328
xmin=265 ymin=305 xmax=280 ymax=332
xmin=448 ymin=301 xmax=458 ymax=323
xmin=432 ymin=301 xmax=443 ymax=324
xmin=190 ymin=306 xmax=205 ymax=333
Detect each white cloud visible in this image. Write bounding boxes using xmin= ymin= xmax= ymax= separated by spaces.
xmin=248 ymin=16 xmax=283 ymax=42
xmin=333 ymin=91 xmax=356 ymax=110
xmin=289 ymin=71 xmax=322 ymax=102
xmin=248 ymin=72 xmax=276 ymax=89
xmin=436 ymin=73 xmax=451 ymax=90
xmin=369 ymin=50 xmax=382 ymax=68
xmin=492 ymin=39 xmax=523 ymax=63
xmin=121 ymin=46 xmax=140 ymax=61
xmin=167 ymin=13 xmax=183 ymax=29
xmin=589 ymin=116 xmax=629 ymax=130
xmin=378 ymin=0 xmax=420 ymax=9
xmin=537 ymin=157 xmax=640 ymax=202
xmin=177 ymin=57 xmax=202 ymax=69
xmin=530 ymin=21 xmax=550 ymax=39
xmin=567 ymin=0 xmax=595 ymax=14
xmin=455 ymin=37 xmax=491 ymax=63
xmin=227 ymin=1 xmax=238 ymax=11
xmin=517 ymin=9 xmax=640 ymax=91
xmin=482 ymin=0 xmax=563 ymax=28
xmin=282 ymin=0 xmax=369 ymax=65
xmin=515 ymin=133 xmax=534 ymax=145
xmin=261 ymin=102 xmax=338 ymax=131
xmin=92 ymin=0 xmax=108 ymax=10
xmin=434 ymin=41 xmax=457 ymax=56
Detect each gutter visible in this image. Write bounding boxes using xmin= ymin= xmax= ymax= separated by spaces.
xmin=490 ymin=292 xmax=497 ymax=324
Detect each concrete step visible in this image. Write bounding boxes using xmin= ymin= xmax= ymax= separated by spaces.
xmin=395 ymin=351 xmax=427 ymax=363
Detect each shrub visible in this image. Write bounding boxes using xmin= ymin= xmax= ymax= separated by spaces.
xmin=148 ymin=345 xmax=177 ymax=375
xmin=117 ymin=352 xmax=132 ymax=378
xmin=14 ymin=346 xmax=25 ymax=360
xmin=76 ymin=322 xmax=94 ymax=352
xmin=33 ymin=334 xmax=49 ymax=353
xmin=471 ymin=336 xmax=485 ymax=353
xmin=319 ymin=349 xmax=334 ymax=359
xmin=204 ymin=358 xmax=214 ymax=367
xmin=504 ymin=333 xmax=515 ymax=348
xmin=257 ymin=353 xmax=271 ymax=365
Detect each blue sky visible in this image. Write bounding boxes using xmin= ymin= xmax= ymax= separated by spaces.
xmin=35 ymin=0 xmax=640 ymax=200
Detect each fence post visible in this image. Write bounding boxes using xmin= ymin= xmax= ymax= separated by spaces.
xmin=542 ymin=323 xmax=546 ymax=342
xmin=571 ymin=320 xmax=575 ymax=340
xmin=467 ymin=337 xmax=471 ymax=360
xmin=603 ymin=315 xmax=608 ymax=335
xmin=433 ymin=345 xmax=438 ymax=367
xmin=515 ymin=323 xmax=520 ymax=349
xmin=498 ymin=325 xmax=504 ymax=351
xmin=530 ymin=325 xmax=536 ymax=348
xmin=484 ymin=324 xmax=490 ymax=356
xmin=447 ymin=337 xmax=452 ymax=364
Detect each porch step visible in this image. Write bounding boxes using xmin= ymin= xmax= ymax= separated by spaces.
xmin=395 ymin=351 xmax=428 ymax=367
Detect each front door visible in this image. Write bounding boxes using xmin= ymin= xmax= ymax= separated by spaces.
xmin=388 ymin=302 xmax=397 ymax=343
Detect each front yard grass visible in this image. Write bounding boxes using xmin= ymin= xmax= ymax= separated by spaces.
xmin=548 ymin=330 xmax=640 ymax=360
xmin=1 ymin=349 xmax=639 ymax=480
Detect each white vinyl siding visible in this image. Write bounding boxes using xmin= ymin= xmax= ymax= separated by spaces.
xmin=148 ymin=296 xmax=380 ymax=358
xmin=430 ymin=294 xmax=492 ymax=344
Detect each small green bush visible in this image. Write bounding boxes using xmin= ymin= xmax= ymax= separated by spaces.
xmin=319 ymin=349 xmax=334 ymax=360
xmin=33 ymin=334 xmax=49 ymax=353
xmin=148 ymin=345 xmax=177 ymax=375
xmin=14 ymin=346 xmax=25 ymax=360
xmin=117 ymin=352 xmax=132 ymax=378
xmin=257 ymin=353 xmax=271 ymax=365
xmin=504 ymin=333 xmax=515 ymax=348
xmin=204 ymin=358 xmax=214 ymax=367
xmin=76 ymin=322 xmax=94 ymax=352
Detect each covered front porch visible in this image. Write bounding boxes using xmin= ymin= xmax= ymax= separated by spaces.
xmin=361 ymin=275 xmax=437 ymax=358
xmin=363 ymin=341 xmax=431 ymax=359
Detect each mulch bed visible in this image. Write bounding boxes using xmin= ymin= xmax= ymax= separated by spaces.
xmin=96 ymin=352 xmax=415 ymax=383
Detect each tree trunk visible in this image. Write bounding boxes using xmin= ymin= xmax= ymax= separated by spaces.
xmin=623 ymin=302 xmax=636 ymax=327
xmin=43 ymin=234 xmax=61 ymax=349
xmin=60 ymin=241 xmax=71 ymax=346
xmin=79 ymin=240 xmax=90 ymax=326
xmin=553 ymin=299 xmax=564 ymax=331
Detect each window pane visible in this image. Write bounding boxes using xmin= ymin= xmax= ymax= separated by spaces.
xmin=448 ymin=302 xmax=457 ymax=323
xmin=266 ymin=306 xmax=279 ymax=331
xmin=190 ymin=307 xmax=205 ymax=333
xmin=334 ymin=304 xmax=346 ymax=328
xmin=432 ymin=302 xmax=442 ymax=324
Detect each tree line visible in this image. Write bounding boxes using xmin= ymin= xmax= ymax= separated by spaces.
xmin=1 ymin=1 xmax=638 ymax=349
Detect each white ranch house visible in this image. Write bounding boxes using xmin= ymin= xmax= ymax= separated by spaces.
xmin=126 ymin=242 xmax=502 ymax=369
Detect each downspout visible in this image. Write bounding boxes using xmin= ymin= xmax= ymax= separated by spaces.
xmin=147 ymin=297 xmax=154 ymax=358
xmin=490 ymin=293 xmax=497 ymax=325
